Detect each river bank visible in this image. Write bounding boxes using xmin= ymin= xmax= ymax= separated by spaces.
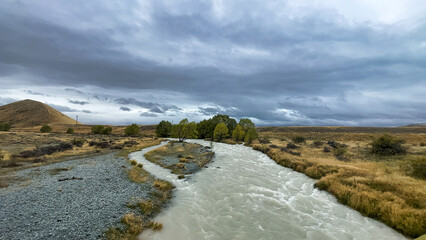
xmin=132 ymin=139 xmax=406 ymax=240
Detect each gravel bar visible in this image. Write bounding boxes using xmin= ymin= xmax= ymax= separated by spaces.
xmin=0 ymin=152 xmax=153 ymax=240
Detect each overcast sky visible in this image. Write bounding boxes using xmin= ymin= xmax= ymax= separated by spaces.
xmin=1 ymin=0 xmax=425 ymax=126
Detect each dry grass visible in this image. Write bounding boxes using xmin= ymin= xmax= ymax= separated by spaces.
xmin=253 ymin=127 xmax=426 ymax=238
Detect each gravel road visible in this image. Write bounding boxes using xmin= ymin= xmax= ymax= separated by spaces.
xmin=0 ymin=152 xmax=153 ymax=240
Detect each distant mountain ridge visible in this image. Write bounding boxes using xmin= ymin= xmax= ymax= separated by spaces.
xmin=0 ymin=99 xmax=77 ymax=127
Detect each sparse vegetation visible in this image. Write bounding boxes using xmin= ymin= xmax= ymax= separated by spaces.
xmin=71 ymin=138 xmax=84 ymax=147
xmin=125 ymin=124 xmax=140 ymax=136
xmin=40 ymin=124 xmax=52 ymax=133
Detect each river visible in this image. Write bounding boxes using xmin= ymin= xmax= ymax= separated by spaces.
xmin=129 ymin=140 xmax=406 ymax=240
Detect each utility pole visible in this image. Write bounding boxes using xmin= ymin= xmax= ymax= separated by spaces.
xmin=76 ymin=115 xmax=78 ymax=126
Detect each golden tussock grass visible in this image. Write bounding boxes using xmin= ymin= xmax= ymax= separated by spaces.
xmin=253 ymin=127 xmax=426 ymax=238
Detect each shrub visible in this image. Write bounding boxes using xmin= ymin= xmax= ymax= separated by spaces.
xmin=420 ymin=142 xmax=426 ymax=147
xmin=286 ymin=143 xmax=298 ymax=149
xmin=71 ymin=138 xmax=85 ymax=147
xmin=370 ymin=134 xmax=406 ymax=155
xmin=327 ymin=140 xmax=347 ymax=149
xmin=125 ymin=124 xmax=140 ymax=136
xmin=292 ymin=136 xmax=305 ymax=144
xmin=130 ymin=160 xmax=137 ymax=165
xmin=312 ymin=141 xmax=323 ymax=148
xmin=323 ymin=146 xmax=331 ymax=152
xmin=66 ymin=128 xmax=74 ymax=134
xmin=0 ymin=122 xmax=11 ymax=131
xmin=40 ymin=124 xmax=52 ymax=133
xmin=91 ymin=125 xmax=112 ymax=135
xmin=137 ymin=163 xmax=143 ymax=168
xmin=333 ymin=147 xmax=348 ymax=161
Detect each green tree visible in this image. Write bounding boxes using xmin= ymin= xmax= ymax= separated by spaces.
xmin=197 ymin=119 xmax=214 ymax=139
xmin=213 ymin=122 xmax=229 ymax=142
xmin=171 ymin=118 xmax=198 ymax=142
xmin=244 ymin=127 xmax=258 ymax=144
xmin=66 ymin=128 xmax=74 ymax=134
xmin=102 ymin=126 xmax=112 ymax=135
xmin=212 ymin=114 xmax=237 ymax=134
xmin=232 ymin=124 xmax=245 ymax=142
xmin=125 ymin=124 xmax=140 ymax=136
xmin=155 ymin=120 xmax=172 ymax=137
xmin=40 ymin=124 xmax=52 ymax=133
xmin=0 ymin=122 xmax=11 ymax=131
xmin=239 ymin=118 xmax=255 ymax=132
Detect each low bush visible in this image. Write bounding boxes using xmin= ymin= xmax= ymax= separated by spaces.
xmin=333 ymin=147 xmax=348 ymax=161
xmin=66 ymin=128 xmax=74 ymax=134
xmin=370 ymin=133 xmax=406 ymax=155
xmin=323 ymin=146 xmax=331 ymax=152
xmin=292 ymin=136 xmax=306 ymax=144
xmin=40 ymin=124 xmax=52 ymax=133
xmin=327 ymin=140 xmax=347 ymax=149
xmin=420 ymin=142 xmax=426 ymax=147
xmin=130 ymin=160 xmax=137 ymax=165
xmin=0 ymin=122 xmax=11 ymax=131
xmin=312 ymin=141 xmax=323 ymax=148
xmin=91 ymin=125 xmax=112 ymax=135
xmin=71 ymin=138 xmax=85 ymax=147
xmin=286 ymin=143 xmax=299 ymax=149
xmin=20 ymin=142 xmax=73 ymax=158
xmin=89 ymin=141 xmax=110 ymax=148
xmin=125 ymin=124 xmax=140 ymax=136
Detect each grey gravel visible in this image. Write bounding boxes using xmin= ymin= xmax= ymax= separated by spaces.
xmin=0 ymin=152 xmax=153 ymax=240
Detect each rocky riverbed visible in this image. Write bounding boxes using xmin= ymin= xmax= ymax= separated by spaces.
xmin=0 ymin=152 xmax=154 ymax=239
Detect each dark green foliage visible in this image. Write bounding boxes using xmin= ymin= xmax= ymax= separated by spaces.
xmin=71 ymin=138 xmax=85 ymax=147
xmin=125 ymin=124 xmax=140 ymax=136
xmin=91 ymin=125 xmax=112 ymax=135
xmin=155 ymin=120 xmax=172 ymax=137
xmin=370 ymin=134 xmax=406 ymax=155
xmin=40 ymin=124 xmax=52 ymax=133
xmin=171 ymin=118 xmax=198 ymax=142
xmin=211 ymin=114 xmax=237 ymax=135
xmin=0 ymin=122 xmax=11 ymax=131
xmin=292 ymin=135 xmax=306 ymax=143
xmin=244 ymin=127 xmax=258 ymax=144
xmin=197 ymin=119 xmax=214 ymax=139
xmin=66 ymin=128 xmax=74 ymax=134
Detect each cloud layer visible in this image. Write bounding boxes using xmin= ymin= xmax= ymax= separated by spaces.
xmin=0 ymin=0 xmax=425 ymax=126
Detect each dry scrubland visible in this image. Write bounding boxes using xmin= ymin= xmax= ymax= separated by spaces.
xmin=0 ymin=124 xmax=157 ymax=187
xmin=252 ymin=126 xmax=426 ymax=238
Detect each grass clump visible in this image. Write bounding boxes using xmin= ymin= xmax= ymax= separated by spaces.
xmin=370 ymin=133 xmax=406 ymax=156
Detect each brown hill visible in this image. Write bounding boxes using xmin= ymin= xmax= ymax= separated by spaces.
xmin=0 ymin=99 xmax=77 ymax=127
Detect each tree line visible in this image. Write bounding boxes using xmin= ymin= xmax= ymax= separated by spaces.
xmin=155 ymin=114 xmax=258 ymax=144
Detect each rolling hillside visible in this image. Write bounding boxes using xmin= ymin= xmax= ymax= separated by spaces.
xmin=0 ymin=99 xmax=77 ymax=127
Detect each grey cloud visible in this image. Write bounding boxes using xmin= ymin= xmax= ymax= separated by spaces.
xmin=115 ymin=98 xmax=180 ymax=113
xmin=25 ymin=90 xmax=45 ymax=96
xmin=120 ymin=106 xmax=131 ymax=112
xmin=0 ymin=1 xmax=425 ymax=126
xmin=140 ymin=112 xmax=158 ymax=117
xmin=82 ymin=110 xmax=92 ymax=113
xmin=48 ymin=104 xmax=78 ymax=113
xmin=68 ymin=99 xmax=89 ymax=105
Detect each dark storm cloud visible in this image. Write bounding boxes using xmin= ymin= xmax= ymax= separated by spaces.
xmin=68 ymin=99 xmax=89 ymax=105
xmin=0 ymin=1 xmax=425 ymax=126
xmin=119 ymin=106 xmax=131 ymax=112
xmin=115 ymin=98 xmax=180 ymax=113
